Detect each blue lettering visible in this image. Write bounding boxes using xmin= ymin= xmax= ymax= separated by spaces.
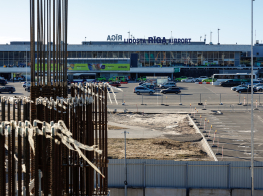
xmin=124 ymin=39 xmax=128 ymax=43
xmin=133 ymin=39 xmax=136 ymax=43
xmin=143 ymin=39 xmax=146 ymax=43
xmin=174 ymin=39 xmax=177 ymax=43
xmin=129 ymin=39 xmax=132 ymax=43
xmin=107 ymin=35 xmax=111 ymax=41
xmin=162 ymin=37 xmax=166 ymax=43
xmin=189 ymin=38 xmax=191 ymax=43
xmin=156 ymin=37 xmax=161 ymax=43
xmin=148 ymin=37 xmax=153 ymax=43
xmin=181 ymin=39 xmax=184 ymax=43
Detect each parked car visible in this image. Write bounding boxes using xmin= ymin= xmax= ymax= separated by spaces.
xmin=109 ymin=82 xmax=121 ymax=87
xmin=0 ymin=86 xmax=16 ymax=93
xmin=12 ymin=76 xmax=25 ymax=81
xmin=220 ymin=80 xmax=241 ymax=87
xmin=25 ymin=86 xmax=30 ymax=92
xmin=160 ymin=87 xmax=181 ymax=94
xmin=202 ymin=77 xmax=216 ymax=82
xmin=109 ymin=76 xmax=127 ymax=82
xmin=181 ymin=77 xmax=196 ymax=83
xmin=236 ymin=87 xmax=257 ymax=93
xmin=175 ymin=76 xmax=187 ymax=82
xmin=256 ymin=85 xmax=263 ymax=92
xmin=140 ymin=83 xmax=155 ymax=90
xmin=23 ymin=81 xmax=30 ymax=88
xmin=231 ymin=84 xmax=247 ymax=91
xmin=195 ymin=76 xmax=208 ymax=82
xmin=134 ymin=86 xmax=155 ymax=95
xmin=96 ymin=76 xmax=107 ymax=82
xmin=136 ymin=76 xmax=147 ymax=82
xmin=159 ymin=82 xmax=176 ymax=89
xmin=0 ymin=79 xmax=6 ymax=86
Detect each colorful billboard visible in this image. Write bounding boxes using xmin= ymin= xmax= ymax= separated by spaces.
xmin=67 ymin=63 xmax=130 ymax=71
xmin=35 ymin=63 xmax=130 ymax=71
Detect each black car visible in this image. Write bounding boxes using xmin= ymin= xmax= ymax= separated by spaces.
xmin=0 ymin=86 xmax=15 ymax=93
xmin=220 ymin=80 xmax=241 ymax=87
xmin=0 ymin=79 xmax=6 ymax=86
xmin=236 ymin=87 xmax=257 ymax=93
xmin=160 ymin=87 xmax=181 ymax=94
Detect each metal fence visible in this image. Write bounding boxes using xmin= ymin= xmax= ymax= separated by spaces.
xmin=108 ymin=159 xmax=263 ymax=190
xmin=114 ymin=93 xmax=263 ymax=106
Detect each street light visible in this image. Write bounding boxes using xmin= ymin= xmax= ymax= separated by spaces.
xmin=122 ymin=131 xmax=129 ymax=196
xmin=250 ymin=0 xmax=255 ymax=195
xmin=218 ymin=29 xmax=220 ymax=45
xmin=200 ymin=36 xmax=202 ymax=41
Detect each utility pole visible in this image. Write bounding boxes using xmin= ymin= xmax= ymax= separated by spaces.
xmin=218 ymin=29 xmax=220 ymax=44
xmin=122 ymin=131 xmax=129 ymax=196
xmin=251 ymin=0 xmax=255 ymax=195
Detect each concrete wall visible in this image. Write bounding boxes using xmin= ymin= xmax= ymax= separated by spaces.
xmin=232 ymin=189 xmax=263 ymax=196
xmin=189 ymin=189 xmax=230 ymax=196
xmin=145 ymin=188 xmax=186 ymax=196
xmin=109 ymin=188 xmax=143 ymax=196
xmin=109 ymin=188 xmax=263 ymax=196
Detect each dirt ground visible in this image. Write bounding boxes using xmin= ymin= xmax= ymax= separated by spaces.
xmin=108 ymin=113 xmax=212 ymax=161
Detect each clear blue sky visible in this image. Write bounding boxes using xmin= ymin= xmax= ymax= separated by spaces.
xmin=0 ymin=0 xmax=262 ymax=45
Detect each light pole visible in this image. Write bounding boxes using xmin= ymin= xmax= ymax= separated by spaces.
xmin=218 ymin=29 xmax=220 ymax=44
xmin=26 ymin=49 xmax=28 ymax=96
xmin=122 ymin=131 xmax=129 ymax=196
xmin=251 ymin=0 xmax=255 ymax=195
xmin=85 ymin=37 xmax=86 ymax=41
xmin=210 ymin=31 xmax=212 ymax=44
xmin=200 ymin=36 xmax=202 ymax=41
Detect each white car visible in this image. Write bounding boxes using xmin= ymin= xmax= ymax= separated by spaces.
xmin=181 ymin=77 xmax=196 ymax=83
xmin=195 ymin=76 xmax=208 ymax=82
xmin=231 ymin=85 xmax=247 ymax=91
xmin=256 ymin=85 xmax=263 ymax=92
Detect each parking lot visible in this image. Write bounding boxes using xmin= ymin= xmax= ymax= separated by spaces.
xmin=107 ymin=81 xmax=263 ymax=113
xmin=1 ymin=80 xmax=262 ymax=162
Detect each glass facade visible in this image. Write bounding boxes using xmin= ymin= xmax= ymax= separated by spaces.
xmin=0 ymin=50 xmax=259 ymax=68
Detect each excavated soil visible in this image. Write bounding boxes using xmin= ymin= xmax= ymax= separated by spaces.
xmin=108 ymin=113 xmax=211 ymax=161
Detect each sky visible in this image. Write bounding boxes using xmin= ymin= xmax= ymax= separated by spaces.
xmin=0 ymin=0 xmax=263 ymax=45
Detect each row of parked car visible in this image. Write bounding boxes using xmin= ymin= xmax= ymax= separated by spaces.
xmin=134 ymin=81 xmax=181 ymax=95
xmin=231 ymin=83 xmax=263 ymax=93
xmin=176 ymin=76 xmax=214 ymax=83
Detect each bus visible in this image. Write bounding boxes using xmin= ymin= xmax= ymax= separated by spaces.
xmin=212 ymin=73 xmax=257 ymax=85
xmin=72 ymin=73 xmax=96 ymax=83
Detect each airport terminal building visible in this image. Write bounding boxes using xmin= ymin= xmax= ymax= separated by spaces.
xmin=0 ymin=35 xmax=263 ymax=80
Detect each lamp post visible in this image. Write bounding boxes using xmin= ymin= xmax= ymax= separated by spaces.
xmin=122 ymin=131 xmax=129 ymax=196
xmin=218 ymin=29 xmax=220 ymax=44
xmin=200 ymin=36 xmax=202 ymax=41
xmin=251 ymin=0 xmax=255 ymax=195
xmin=210 ymin=31 xmax=212 ymax=44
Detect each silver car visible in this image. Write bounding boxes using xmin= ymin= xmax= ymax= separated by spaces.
xmin=181 ymin=77 xmax=196 ymax=83
xmin=134 ymin=86 xmax=155 ymax=95
xmin=159 ymin=82 xmax=177 ymax=89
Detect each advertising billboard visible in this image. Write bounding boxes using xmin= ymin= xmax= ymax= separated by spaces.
xmin=35 ymin=63 xmax=130 ymax=71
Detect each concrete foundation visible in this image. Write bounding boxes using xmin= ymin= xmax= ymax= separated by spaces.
xmin=145 ymin=188 xmax=186 ymax=196
xmin=109 ymin=188 xmax=143 ymax=196
xmin=232 ymin=189 xmax=263 ymax=196
xmin=109 ymin=188 xmax=262 ymax=196
xmin=189 ymin=189 xmax=231 ymax=196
